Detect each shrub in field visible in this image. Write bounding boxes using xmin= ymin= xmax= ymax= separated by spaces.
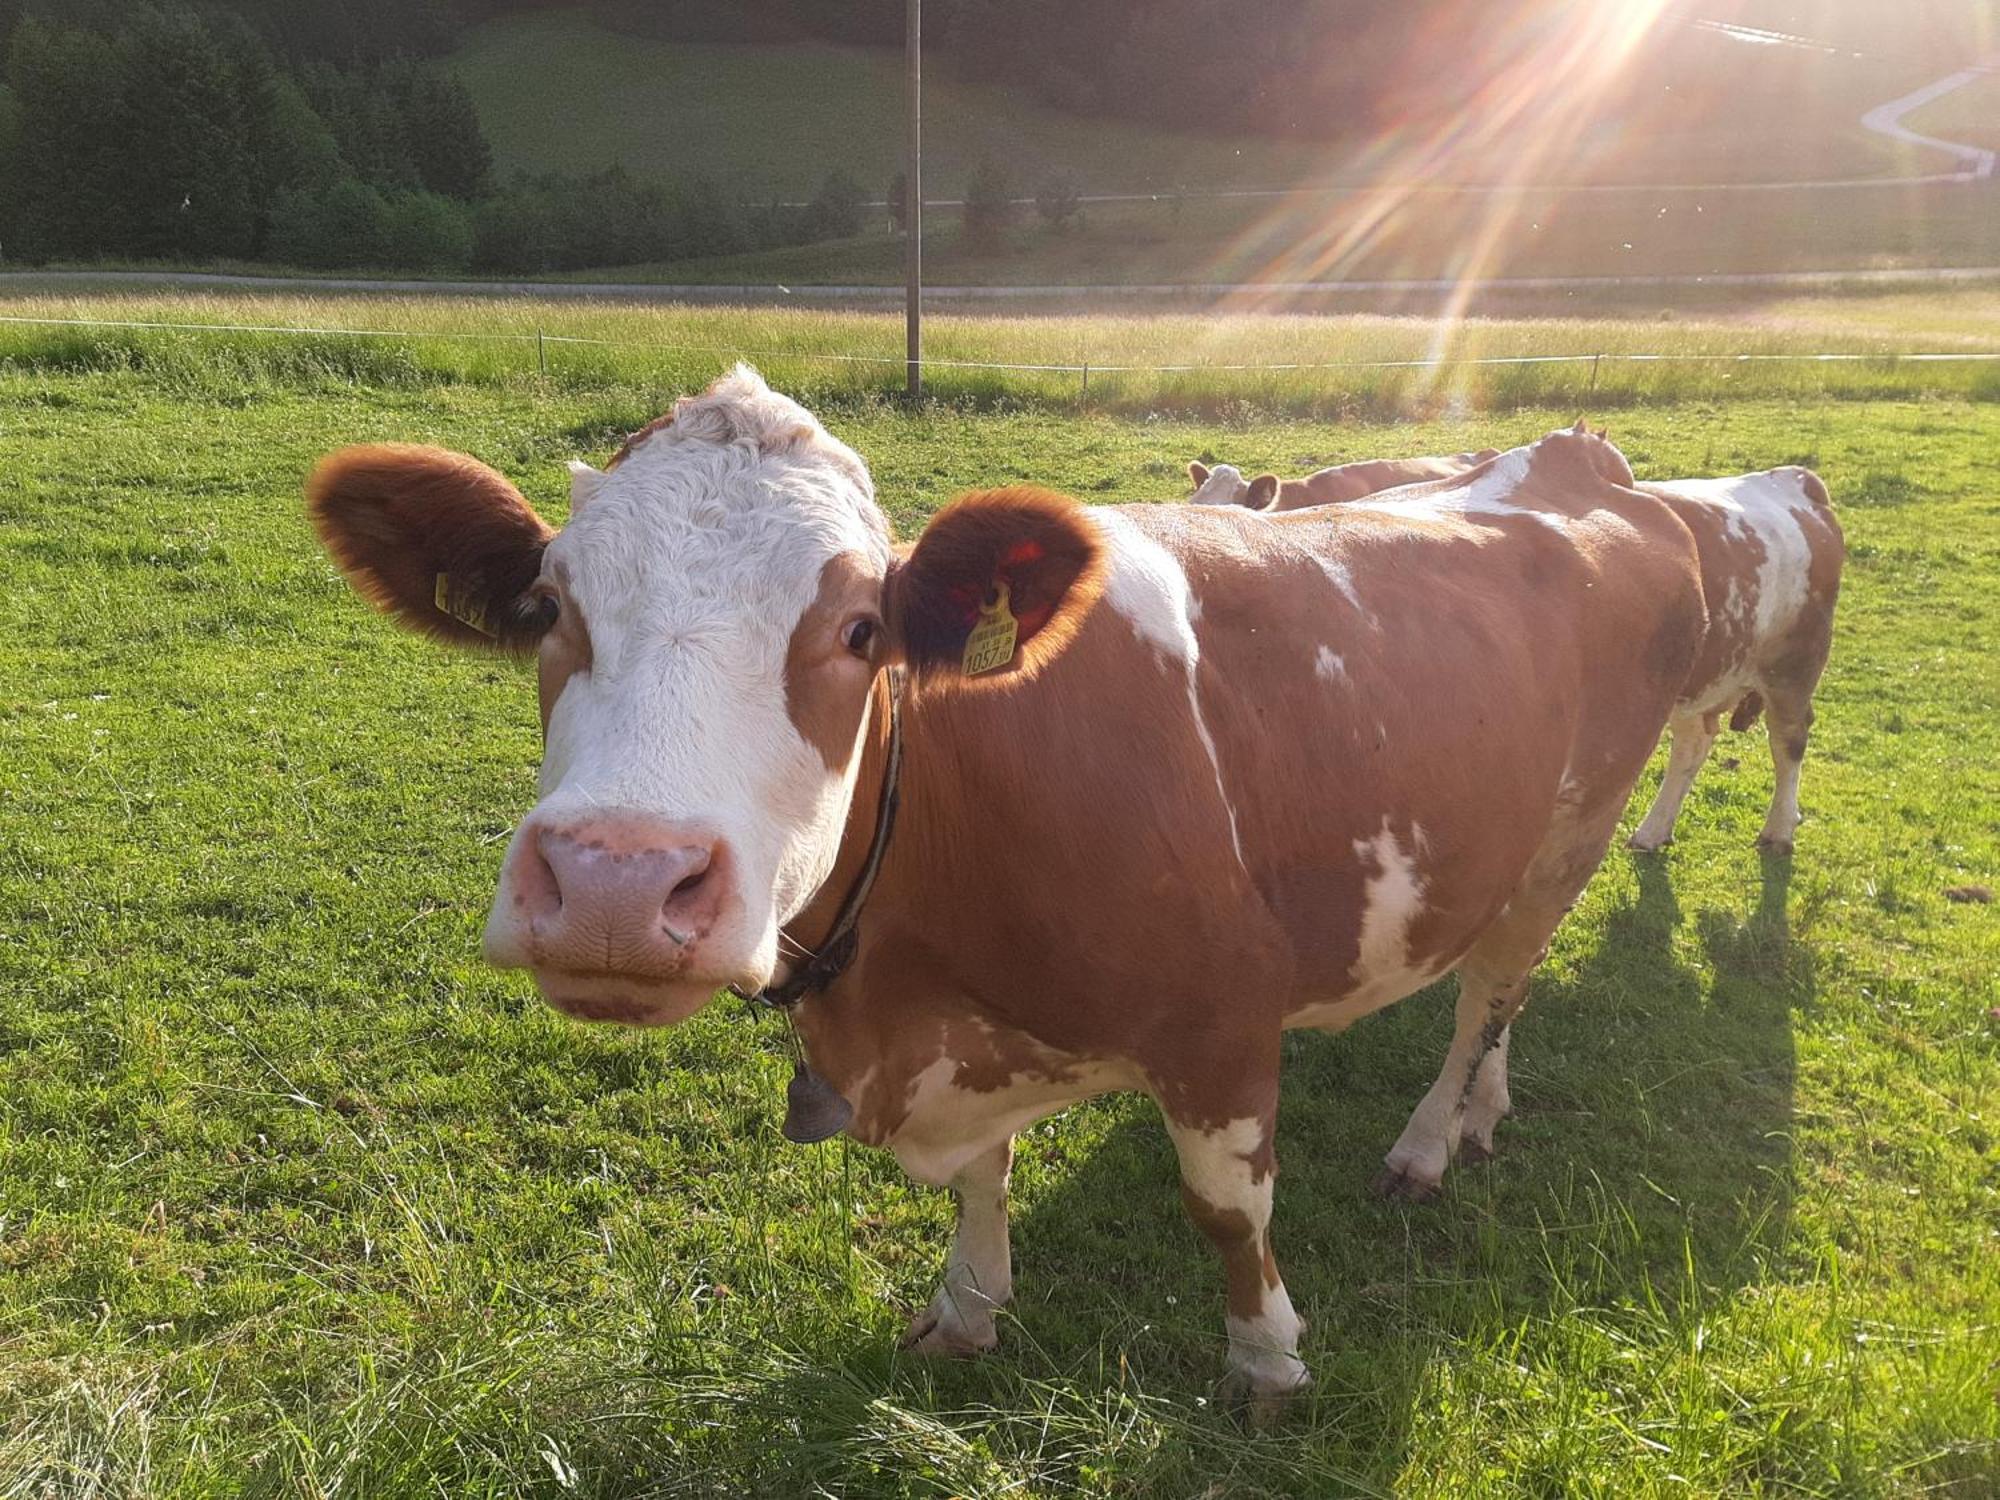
xmin=470 ymin=169 xmax=758 ymax=273
xmin=470 ymin=183 xmax=565 ymax=273
xmin=265 ymin=177 xmax=395 ymax=269
xmin=964 ymin=156 xmax=1018 ymax=248
xmin=803 ymin=169 xmax=866 ymax=242
xmin=385 ymin=189 xmax=473 ymax=272
xmin=887 ymin=169 xmax=907 ymax=234
xmin=1036 ymin=168 xmax=1083 ymax=232
xmin=315 ymin=177 xmax=394 ymax=267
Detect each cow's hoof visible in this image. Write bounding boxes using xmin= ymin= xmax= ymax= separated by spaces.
xmin=1457 ymin=1133 xmax=1496 ymax=1164
xmin=1218 ymin=1364 xmax=1310 ymax=1429
xmin=1755 ymin=833 xmax=1794 ymax=855
xmin=899 ymin=1300 xmax=999 ymax=1358
xmin=1371 ymin=1164 xmax=1441 ymax=1202
xmin=1626 ymin=832 xmax=1670 ymax=853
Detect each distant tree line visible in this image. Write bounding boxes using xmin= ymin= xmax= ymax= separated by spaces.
xmin=0 ymin=0 xmax=1444 ymax=272
xmin=0 ymin=1 xmax=869 ymax=272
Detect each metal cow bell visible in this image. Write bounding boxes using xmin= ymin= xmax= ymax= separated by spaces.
xmin=782 ymin=1058 xmax=854 ymax=1144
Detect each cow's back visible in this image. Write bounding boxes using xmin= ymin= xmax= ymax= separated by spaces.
xmin=1639 ymin=468 xmax=1843 ymax=713
xmin=873 ymin=433 xmax=1703 ymax=1064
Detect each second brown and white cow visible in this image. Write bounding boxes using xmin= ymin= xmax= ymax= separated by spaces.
xmin=307 ymin=369 xmax=1706 ymax=1412
xmin=1190 ymin=438 xmax=1843 ymax=851
xmin=1623 ymin=470 xmax=1843 ymax=852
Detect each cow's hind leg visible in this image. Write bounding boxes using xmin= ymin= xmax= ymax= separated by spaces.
xmin=1376 ymin=962 xmax=1533 ymax=1198
xmin=1379 ymin=796 xmax=1630 ymax=1199
xmin=1627 ymin=710 xmax=1719 ymax=852
xmin=901 ymin=1138 xmax=1014 ymax=1356
xmin=1163 ymin=1102 xmax=1309 ymax=1420
xmin=1757 ymin=692 xmax=1814 ymax=853
xmin=1457 ymin=1021 xmax=1512 ymax=1161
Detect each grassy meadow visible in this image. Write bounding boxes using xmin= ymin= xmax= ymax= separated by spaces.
xmin=1 ymin=293 xmax=1997 ymax=1495
xmin=445 ymin=5 xmax=1984 ymax=201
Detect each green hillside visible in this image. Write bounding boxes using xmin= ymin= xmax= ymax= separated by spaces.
xmin=445 ymin=7 xmax=1937 ymax=205
xmin=445 ymin=10 xmax=1338 ymax=201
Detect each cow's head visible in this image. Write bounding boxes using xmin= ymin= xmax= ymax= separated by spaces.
xmin=309 ymin=367 xmax=1104 ymax=1026
xmin=1186 ymin=461 xmax=1277 ymax=510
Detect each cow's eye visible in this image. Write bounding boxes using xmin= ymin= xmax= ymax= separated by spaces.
xmin=533 ymin=593 xmax=560 ymax=630
xmin=840 ymin=616 xmax=879 ymax=658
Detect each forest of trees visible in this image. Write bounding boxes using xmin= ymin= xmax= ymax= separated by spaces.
xmin=0 ymin=0 xmax=867 ymax=271
xmin=0 ymin=0 xmax=1435 ymax=273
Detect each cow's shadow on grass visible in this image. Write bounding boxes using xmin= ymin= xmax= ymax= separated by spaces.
xmin=647 ymin=849 xmax=1817 ymax=1489
xmin=853 ymin=845 xmax=1817 ymax=1476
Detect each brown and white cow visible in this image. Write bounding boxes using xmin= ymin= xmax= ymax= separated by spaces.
xmin=1187 ymin=450 xmax=1500 ymax=512
xmin=1622 ymin=470 xmax=1843 ymax=853
xmin=1187 ymin=437 xmax=1844 ymax=851
xmin=307 ymin=368 xmax=1705 ymax=1411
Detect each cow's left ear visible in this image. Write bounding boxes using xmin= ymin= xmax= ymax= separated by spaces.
xmin=1245 ymin=474 xmax=1280 ymax=509
xmin=890 ymin=486 xmax=1106 ymax=687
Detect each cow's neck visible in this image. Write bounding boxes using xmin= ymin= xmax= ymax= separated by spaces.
xmin=780 ymin=669 xmax=895 ymax=973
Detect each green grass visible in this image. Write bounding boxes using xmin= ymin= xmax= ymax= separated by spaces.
xmin=2 ymin=287 xmax=2000 ymax=421
xmin=1 ymin=299 xmax=1997 ymax=1495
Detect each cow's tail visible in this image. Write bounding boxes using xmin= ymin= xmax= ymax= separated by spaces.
xmin=1729 ymin=692 xmax=1765 ymax=732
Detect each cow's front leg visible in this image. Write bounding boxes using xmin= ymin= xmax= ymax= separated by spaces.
xmin=900 ymin=1138 xmax=1013 ymax=1356
xmin=1164 ymin=1110 xmax=1309 ymax=1419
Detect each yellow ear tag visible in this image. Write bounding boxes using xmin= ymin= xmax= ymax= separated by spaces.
xmin=433 ymin=572 xmax=494 ymax=637
xmin=962 ymin=581 xmax=1019 ymax=677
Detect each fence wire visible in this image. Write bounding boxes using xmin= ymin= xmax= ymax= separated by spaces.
xmin=2 ymin=311 xmax=1997 ymax=377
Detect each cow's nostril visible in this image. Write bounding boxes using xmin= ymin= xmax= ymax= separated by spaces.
xmin=668 ymin=867 xmax=708 ymax=905
xmin=517 ymin=839 xmax=563 ymax=915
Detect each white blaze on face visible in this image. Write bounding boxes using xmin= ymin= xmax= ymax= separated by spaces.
xmin=491 ymin=367 xmax=890 ymax=984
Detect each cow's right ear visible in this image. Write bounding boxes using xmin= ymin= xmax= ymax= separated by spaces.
xmin=307 ymin=444 xmax=558 ymax=652
xmin=890 ymin=486 xmax=1107 ymax=688
xmin=1188 ymin=460 xmax=1211 ymax=487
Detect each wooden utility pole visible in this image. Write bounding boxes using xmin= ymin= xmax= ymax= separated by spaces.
xmin=904 ymin=0 xmax=922 ymax=398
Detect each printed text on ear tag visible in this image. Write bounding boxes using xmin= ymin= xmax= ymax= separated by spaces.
xmin=434 ymin=572 xmax=495 ymax=637
xmin=962 ymin=581 xmax=1019 ymax=676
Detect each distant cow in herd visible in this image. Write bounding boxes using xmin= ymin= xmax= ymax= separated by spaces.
xmin=1188 ymin=436 xmax=1843 ymax=855
xmin=309 ymin=368 xmax=1835 ymax=1414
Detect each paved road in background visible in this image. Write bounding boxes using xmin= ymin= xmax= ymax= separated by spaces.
xmin=3 ymin=264 xmax=1998 ymax=306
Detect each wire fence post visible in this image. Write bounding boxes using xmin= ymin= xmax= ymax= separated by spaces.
xmin=904 ymin=0 xmax=922 ymax=399
xmin=1080 ymin=362 xmax=1089 ymax=401
xmin=537 ymin=329 xmax=547 ymax=377
xmin=1588 ymin=352 xmax=1601 ymax=394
